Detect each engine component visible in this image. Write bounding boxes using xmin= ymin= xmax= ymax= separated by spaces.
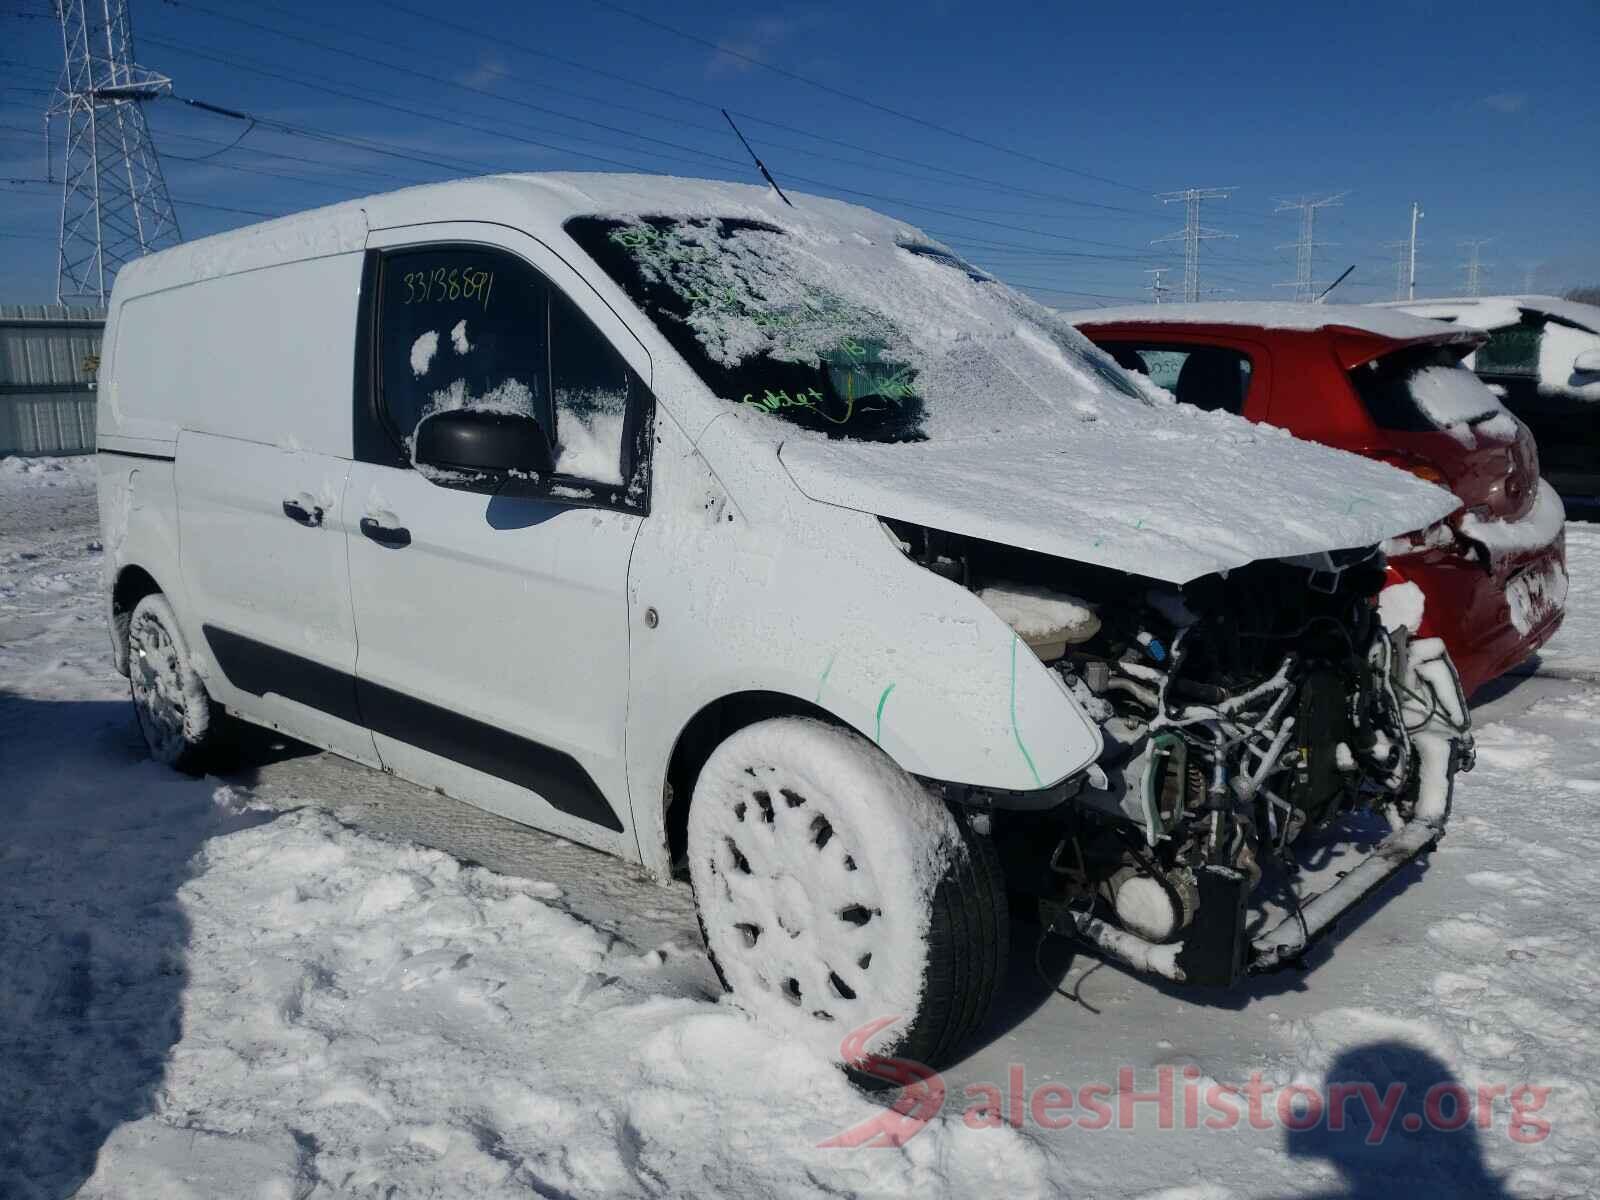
xmin=1108 ymin=863 xmax=1197 ymax=942
xmin=976 ymin=581 xmax=1102 ymax=662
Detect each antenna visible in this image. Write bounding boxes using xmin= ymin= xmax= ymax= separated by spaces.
xmin=1152 ymin=187 xmax=1235 ymax=303
xmin=721 ymin=109 xmax=793 ymax=208
xmin=1315 ymin=264 xmax=1356 ymax=304
xmin=1144 ymin=267 xmax=1171 ymax=304
xmin=1459 ymin=238 xmax=1493 ymax=297
xmin=1273 ymin=192 xmax=1346 ymax=302
xmin=47 ymin=0 xmax=182 ymax=303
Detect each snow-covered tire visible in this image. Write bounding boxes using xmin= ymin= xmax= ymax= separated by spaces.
xmin=127 ymin=593 xmax=217 ymax=773
xmin=688 ymin=717 xmax=1008 ymax=1070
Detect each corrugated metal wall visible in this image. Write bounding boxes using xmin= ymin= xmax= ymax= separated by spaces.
xmin=0 ymin=304 xmax=105 ymax=457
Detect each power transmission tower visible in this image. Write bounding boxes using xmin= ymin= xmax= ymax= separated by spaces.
xmin=47 ymin=0 xmax=181 ymax=304
xmin=1144 ymin=267 xmax=1172 ymax=304
xmin=1152 ymin=187 xmax=1235 ymax=303
xmin=1273 ymin=192 xmax=1346 ymax=302
xmin=1459 ymin=239 xmax=1492 ymax=297
xmin=1383 ymin=240 xmax=1410 ymax=302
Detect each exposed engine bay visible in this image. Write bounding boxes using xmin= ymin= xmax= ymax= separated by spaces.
xmin=885 ymin=519 xmax=1476 ymax=985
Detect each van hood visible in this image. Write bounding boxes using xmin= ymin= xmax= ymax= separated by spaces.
xmin=778 ymin=419 xmax=1460 ymax=585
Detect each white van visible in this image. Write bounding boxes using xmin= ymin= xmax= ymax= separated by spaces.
xmin=99 ymin=173 xmax=1473 ymax=1067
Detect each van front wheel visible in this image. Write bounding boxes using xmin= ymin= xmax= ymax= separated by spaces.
xmin=127 ymin=593 xmax=217 ymax=772
xmin=687 ymin=717 xmax=1007 ymax=1071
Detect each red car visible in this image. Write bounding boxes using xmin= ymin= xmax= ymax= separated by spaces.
xmin=1065 ymin=302 xmax=1567 ymax=697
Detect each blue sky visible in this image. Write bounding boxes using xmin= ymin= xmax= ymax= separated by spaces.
xmin=2 ymin=0 xmax=1596 ymax=307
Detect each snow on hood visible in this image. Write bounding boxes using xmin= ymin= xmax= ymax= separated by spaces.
xmin=779 ymin=416 xmax=1461 ymax=584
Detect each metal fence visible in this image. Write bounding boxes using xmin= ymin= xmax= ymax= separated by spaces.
xmin=0 ymin=304 xmax=105 ymax=457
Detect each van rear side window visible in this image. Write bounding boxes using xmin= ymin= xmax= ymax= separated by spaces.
xmin=378 ymin=247 xmax=552 ymax=451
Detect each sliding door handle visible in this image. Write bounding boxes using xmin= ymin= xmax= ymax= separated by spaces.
xmin=359 ymin=516 xmax=411 ymax=548
xmin=281 ymin=498 xmax=324 ymax=527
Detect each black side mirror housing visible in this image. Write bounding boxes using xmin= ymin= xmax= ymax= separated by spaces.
xmin=413 ymin=408 xmax=555 ymax=493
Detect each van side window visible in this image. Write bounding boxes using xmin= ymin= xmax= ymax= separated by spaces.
xmin=549 ymin=290 xmax=633 ymax=486
xmin=377 ymin=247 xmax=552 ymax=453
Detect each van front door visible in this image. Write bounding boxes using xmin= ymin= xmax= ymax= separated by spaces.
xmin=343 ymin=225 xmax=652 ymax=858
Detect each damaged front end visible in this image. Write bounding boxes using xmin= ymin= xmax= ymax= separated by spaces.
xmin=891 ymin=521 xmax=1475 ymax=987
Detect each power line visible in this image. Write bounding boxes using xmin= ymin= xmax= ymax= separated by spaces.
xmin=143 ymin=31 xmax=1170 ymax=256
xmin=142 ymin=36 xmax=710 ymax=177
xmin=581 ymin=0 xmax=1152 ymax=194
xmin=173 ymin=0 xmax=1166 ymax=225
xmin=141 ymin=35 xmax=1176 ymax=259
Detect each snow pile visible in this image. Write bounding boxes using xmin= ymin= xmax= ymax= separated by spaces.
xmin=553 ymin=384 xmax=628 ymax=484
xmin=421 ymin=377 xmax=538 ymax=423
xmin=1407 ymin=364 xmax=1501 ymax=442
xmin=1378 ymin=580 xmax=1426 ymax=634
xmin=410 ymin=330 xmax=440 ymax=377
xmin=1540 ymin=320 xmax=1600 ymax=402
xmin=1523 ymin=521 xmax=1600 ymax=682
xmin=553 ymin=410 xmax=625 ymax=483
xmin=26 ymin=801 xmax=1041 ymax=1199
xmin=977 ymin=582 xmax=1101 ymax=646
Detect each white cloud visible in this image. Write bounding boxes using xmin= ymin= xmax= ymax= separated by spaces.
xmin=460 ymin=54 xmax=509 ymax=90
xmin=706 ymin=16 xmax=802 ymax=78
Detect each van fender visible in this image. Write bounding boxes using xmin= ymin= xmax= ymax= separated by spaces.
xmin=623 ymin=424 xmax=1102 ymax=875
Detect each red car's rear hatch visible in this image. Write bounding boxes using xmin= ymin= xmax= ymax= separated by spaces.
xmin=1345 ymin=341 xmax=1539 ymax=525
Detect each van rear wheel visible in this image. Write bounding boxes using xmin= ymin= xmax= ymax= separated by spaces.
xmin=687 ymin=717 xmax=1007 ymax=1072
xmin=128 ymin=594 xmax=218 ymax=773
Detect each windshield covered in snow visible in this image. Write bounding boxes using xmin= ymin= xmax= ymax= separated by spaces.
xmin=565 ymin=214 xmax=1141 ymax=444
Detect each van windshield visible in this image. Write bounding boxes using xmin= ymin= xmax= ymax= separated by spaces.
xmin=565 ymin=214 xmax=1142 ymax=444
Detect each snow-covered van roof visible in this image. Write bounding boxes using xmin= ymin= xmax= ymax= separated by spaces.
xmin=1379 ymin=295 xmax=1600 ymax=335
xmin=1058 ymin=300 xmax=1480 ymax=343
xmin=108 ymin=173 xmax=1459 ymax=584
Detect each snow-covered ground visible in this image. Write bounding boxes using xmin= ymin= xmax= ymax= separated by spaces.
xmin=3 ymin=454 xmax=1598 ymax=1199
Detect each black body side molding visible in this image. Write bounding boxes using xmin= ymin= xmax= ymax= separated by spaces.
xmin=202 ymin=624 xmax=625 ymax=832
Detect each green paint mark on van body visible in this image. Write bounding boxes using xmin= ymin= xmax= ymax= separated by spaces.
xmin=874 ymin=682 xmax=896 ymax=745
xmin=1009 ymin=636 xmax=1044 ymax=788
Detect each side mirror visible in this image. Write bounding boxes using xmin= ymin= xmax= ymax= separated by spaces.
xmin=413 ymin=407 xmax=555 ymax=493
xmin=1573 ymin=348 xmax=1600 ymax=375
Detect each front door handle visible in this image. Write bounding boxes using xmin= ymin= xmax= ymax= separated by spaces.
xmin=360 ymin=516 xmax=412 ymax=548
xmin=282 ymin=498 xmax=324 ymax=527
